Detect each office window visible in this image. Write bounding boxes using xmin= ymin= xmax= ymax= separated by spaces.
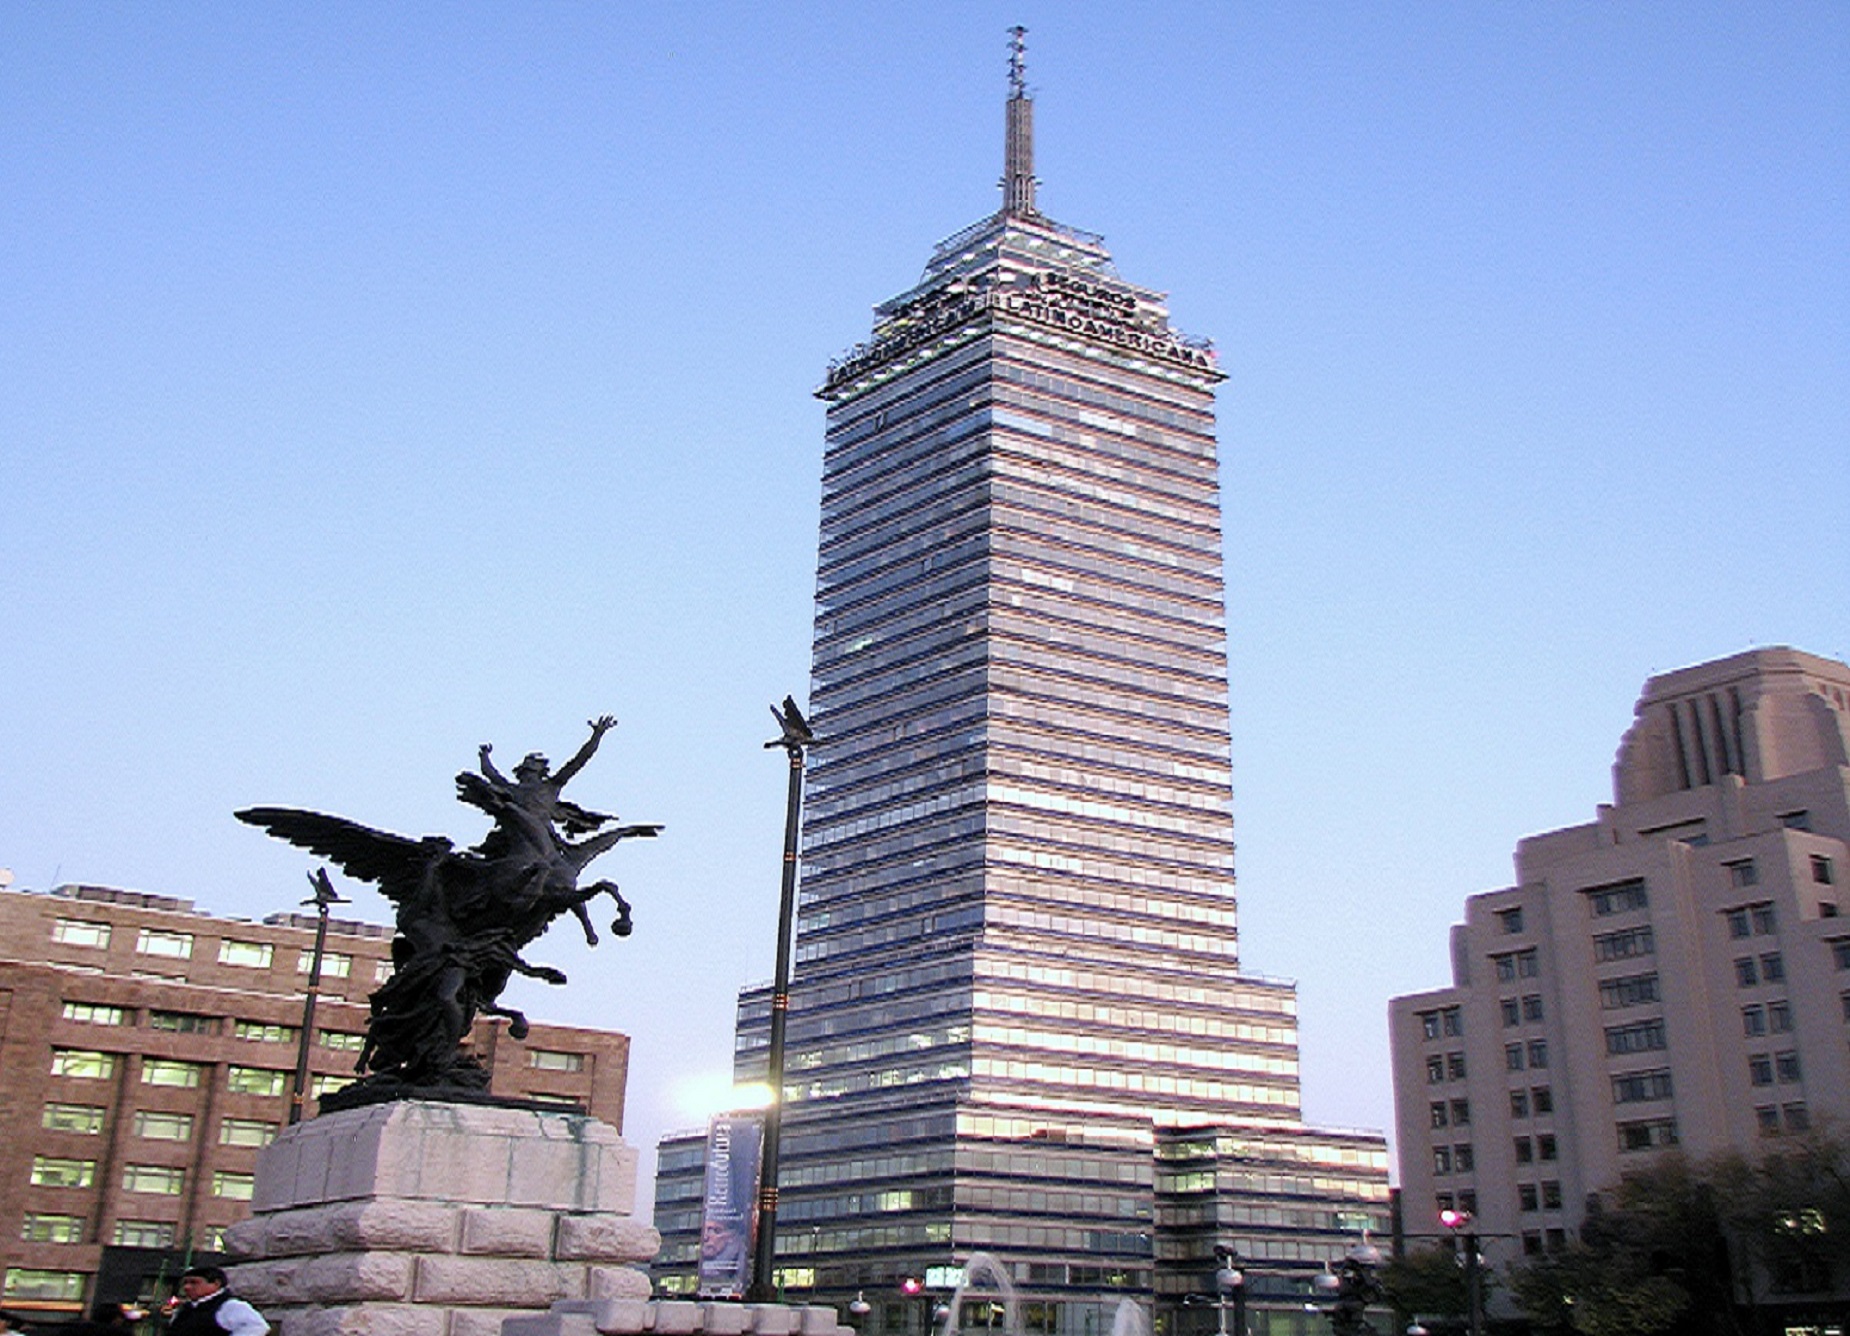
xmin=1451 ymin=1098 xmax=1471 ymax=1125
xmin=1518 ymin=1184 xmax=1540 ymax=1212
xmin=1509 ymin=1090 xmax=1530 ymax=1119
xmin=42 ymin=1103 xmax=105 ymax=1134
xmin=1501 ymin=998 xmax=1520 ymax=1027
xmin=1532 ymin=1086 xmax=1555 ymax=1114
xmin=212 ymin=1171 xmax=256 ymax=1201
xmin=1527 ymin=1040 xmax=1549 ymax=1068
xmin=218 ymin=940 xmax=274 ymax=968
xmin=1757 ymin=1106 xmax=1782 ymax=1135
xmin=299 ymin=951 xmax=352 ymax=978
xmin=1784 ymin=1103 xmax=1811 ymax=1132
xmin=1736 ymin=957 xmax=1761 ymax=987
xmin=1605 ymin=1020 xmax=1668 ymax=1055
xmin=1542 ymin=1181 xmax=1563 ymax=1209
xmin=1613 ymin=1070 xmax=1674 ymax=1104
xmin=1781 ymin=811 xmax=1813 ymax=831
xmin=1586 ymin=879 xmax=1649 ymax=916
xmin=1726 ymin=909 xmax=1751 ymax=939
xmin=60 ymin=1001 xmax=126 ymax=1025
xmin=1432 ymin=1147 xmax=1453 ymax=1175
xmin=148 ymin=1011 xmax=217 ymax=1034
xmin=1430 ymin=1102 xmax=1448 ymax=1129
xmin=1505 ymin=1044 xmax=1525 ymax=1072
xmin=1420 ymin=1011 xmax=1442 ymax=1040
xmin=1522 ymin=995 xmax=1545 ymax=1022
xmin=1768 ymin=1001 xmax=1793 ymax=1033
xmin=1833 ymin=940 xmax=1850 ymax=970
xmin=113 ymin=1220 xmax=176 ymax=1248
xmin=30 ymin=1156 xmax=96 ymax=1188
xmin=50 ymin=1049 xmax=116 ymax=1080
xmin=1814 ymin=856 xmax=1836 ymax=885
xmin=1618 ymin=1119 xmax=1679 ymax=1152
xmin=19 ymin=1214 xmax=84 ymax=1244
xmin=226 ymin=1066 xmax=288 ymax=1097
xmin=1743 ymin=1005 xmax=1767 ymax=1036
xmin=1522 ymin=1231 xmax=1543 ymax=1256
xmin=1594 ymin=927 xmax=1654 ymax=962
xmin=1435 ymin=1192 xmax=1454 ymax=1215
xmin=133 ymin=1111 xmax=194 ymax=1142
xmin=1751 ymin=904 xmax=1777 ymax=935
xmin=219 ymin=1118 xmax=278 ymax=1148
xmin=1537 ymin=1134 xmax=1557 ymax=1161
xmin=142 ymin=1059 xmax=203 ymax=1088
xmin=1447 ymin=1052 xmax=1467 ymax=1080
xmin=1426 ymin=1056 xmax=1445 ymax=1084
xmin=1750 ymin=1055 xmax=1775 ymax=1086
xmin=234 ymin=1020 xmax=297 ymax=1044
xmin=1442 ymin=1007 xmax=1464 ymax=1036
xmin=121 ymin=1164 xmax=185 ymax=1195
xmin=1729 ymin=861 xmax=1759 ymax=889
xmin=373 ymin=959 xmax=394 ymax=984
xmin=51 ymin=919 xmax=111 ymax=948
xmin=1498 ymin=908 xmax=1525 ymax=934
xmin=1451 ymin=1144 xmax=1474 ymax=1172
xmin=1493 ymin=949 xmax=1539 ymax=981
xmin=1762 ymin=953 xmax=1786 ymax=983
xmin=135 ymin=929 xmax=193 ymax=959
xmin=1514 ymin=1138 xmax=1534 ymax=1164
xmin=319 ymin=1031 xmax=366 ymax=1053
xmin=311 ymin=1074 xmax=354 ymax=1099
xmin=3 ymin=1271 xmax=86 ymax=1303
xmin=1776 ymin=1051 xmax=1802 ymax=1083
xmin=1600 ymin=973 xmax=1660 ymax=1009
xmin=1459 ymin=1190 xmax=1478 ymax=1214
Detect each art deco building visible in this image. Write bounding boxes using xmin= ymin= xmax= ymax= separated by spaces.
xmin=656 ymin=37 xmax=1388 ymax=1334
xmin=0 ymin=882 xmax=630 ymax=1318
xmin=1390 ymin=648 xmax=1850 ymax=1277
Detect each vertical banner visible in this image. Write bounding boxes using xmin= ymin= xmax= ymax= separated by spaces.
xmin=696 ymin=1113 xmax=765 ymax=1299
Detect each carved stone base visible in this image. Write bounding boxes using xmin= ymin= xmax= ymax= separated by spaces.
xmin=226 ymin=1100 xmax=659 ymax=1336
xmin=504 ymin=1300 xmax=855 ymax=1336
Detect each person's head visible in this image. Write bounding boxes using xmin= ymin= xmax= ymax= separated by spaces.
xmin=513 ymin=753 xmax=551 ymax=782
xmin=178 ymin=1268 xmax=227 ymax=1301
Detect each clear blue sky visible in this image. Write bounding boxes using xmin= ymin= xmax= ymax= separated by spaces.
xmin=4 ymin=3 xmax=1846 ymax=1202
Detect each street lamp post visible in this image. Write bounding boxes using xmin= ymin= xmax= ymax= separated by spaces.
xmin=288 ymin=868 xmax=346 ymax=1125
xmin=748 ymin=697 xmax=814 ymax=1303
xmin=1214 ymin=1245 xmax=1245 ymax=1336
xmin=1439 ymin=1210 xmax=1483 ymax=1336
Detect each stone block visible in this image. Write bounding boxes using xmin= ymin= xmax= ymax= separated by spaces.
xmin=586 ymin=1269 xmax=650 ymax=1302
xmin=588 ymin=1299 xmax=654 ymax=1333
xmin=460 ymin=1208 xmax=555 ymax=1258
xmin=233 ymin=1252 xmax=416 ymax=1306
xmin=651 ymin=1302 xmax=701 ymax=1335
xmin=554 ymin=1216 xmax=659 ymax=1264
xmin=798 ymin=1310 xmax=842 ymax=1336
xmin=745 ymin=1308 xmax=797 ymax=1336
xmin=503 ymin=1316 xmax=599 ymax=1336
xmin=270 ymin=1303 xmax=446 ymax=1336
xmin=412 ymin=1257 xmax=585 ymax=1307
xmin=452 ymin=1309 xmax=550 ymax=1336
xmin=699 ymin=1305 xmax=751 ymax=1335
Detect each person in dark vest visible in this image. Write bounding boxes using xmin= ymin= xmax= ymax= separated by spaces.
xmin=163 ymin=1268 xmax=266 ymax=1336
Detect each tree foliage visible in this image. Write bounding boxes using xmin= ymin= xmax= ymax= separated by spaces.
xmin=1379 ymin=1243 xmax=1468 ymax=1325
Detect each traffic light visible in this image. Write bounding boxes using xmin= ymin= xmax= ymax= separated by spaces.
xmin=899 ymin=1277 xmax=924 ymax=1297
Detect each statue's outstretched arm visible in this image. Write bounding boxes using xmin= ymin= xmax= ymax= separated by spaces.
xmin=554 ymin=715 xmax=616 ymax=788
xmin=478 ymin=743 xmax=508 ymax=786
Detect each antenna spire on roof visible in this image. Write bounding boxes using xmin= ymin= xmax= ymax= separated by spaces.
xmin=1002 ymin=26 xmax=1037 ymax=217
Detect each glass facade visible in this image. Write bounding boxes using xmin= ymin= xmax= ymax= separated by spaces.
xmin=657 ymin=66 xmax=1386 ymax=1336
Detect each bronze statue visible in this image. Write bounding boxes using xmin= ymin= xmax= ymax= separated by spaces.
xmin=237 ymin=717 xmax=659 ymax=1105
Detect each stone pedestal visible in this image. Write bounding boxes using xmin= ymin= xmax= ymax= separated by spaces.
xmin=226 ymin=1100 xmax=659 ymax=1336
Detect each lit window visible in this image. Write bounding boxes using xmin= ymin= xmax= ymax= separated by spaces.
xmin=226 ymin=1066 xmax=288 ymax=1097
xmin=3 ymin=1270 xmax=87 ymax=1302
xmin=299 ymin=951 xmax=352 ymax=978
xmin=234 ymin=1020 xmax=298 ymax=1043
xmin=135 ymin=929 xmax=193 ymax=959
xmin=149 ymin=1011 xmax=217 ymax=1034
xmin=219 ymin=1118 xmax=278 ymax=1148
xmin=212 ymin=1171 xmax=255 ymax=1201
xmin=218 ymin=940 xmax=274 ymax=968
xmin=529 ymin=1050 xmax=586 ymax=1072
xmin=142 ymin=1059 xmax=203 ymax=1088
xmin=30 ymin=1156 xmax=96 ymax=1188
xmin=318 ymin=1030 xmax=366 ymax=1052
xmin=133 ymin=1111 xmax=195 ymax=1142
xmin=41 ymin=1104 xmax=105 ymax=1134
xmin=60 ymin=1001 xmax=126 ymax=1025
xmin=50 ymin=1049 xmax=117 ymax=1080
xmin=121 ymin=1164 xmax=185 ymax=1195
xmin=311 ymin=1073 xmax=354 ymax=1099
xmin=51 ymin=919 xmax=111 ymax=949
xmin=19 ymin=1214 xmax=84 ymax=1244
xmin=113 ymin=1220 xmax=176 ymax=1248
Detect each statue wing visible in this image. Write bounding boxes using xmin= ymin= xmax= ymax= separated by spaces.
xmin=235 ymin=807 xmax=452 ymax=906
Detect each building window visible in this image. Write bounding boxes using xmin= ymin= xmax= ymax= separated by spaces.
xmin=1542 ymin=1181 xmax=1564 ymax=1209
xmin=219 ymin=1118 xmax=278 ymax=1148
xmin=219 ymin=940 xmax=274 ymax=968
xmin=1527 ymin=1040 xmax=1549 ymax=1068
xmin=1768 ymin=1001 xmax=1793 ymax=1033
xmin=1518 ymin=1184 xmax=1540 ymax=1212
xmin=1532 ymin=1086 xmax=1554 ymax=1113
xmin=234 ymin=1020 xmax=298 ymax=1044
xmin=1501 ymin=998 xmax=1520 ymax=1027
xmin=1514 ymin=1137 xmax=1534 ymax=1164
xmin=142 ymin=1059 xmax=203 ymax=1088
xmin=1505 ymin=1044 xmax=1525 ymax=1072
xmin=51 ymin=919 xmax=111 ymax=948
xmin=1522 ymin=1231 xmax=1543 ymax=1256
xmin=1442 ymin=1007 xmax=1464 ymax=1036
xmin=135 ymin=929 xmax=193 ymax=959
xmin=1594 ymin=926 xmax=1654 ymax=962
xmin=1426 ymin=1056 xmax=1445 ymax=1084
xmin=212 ymin=1171 xmax=256 ymax=1201
xmin=1751 ymin=904 xmax=1777 ymax=934
xmin=112 ymin=1220 xmax=176 ymax=1248
xmin=3 ymin=1271 xmax=87 ymax=1303
xmin=1454 ymin=1144 xmax=1475 ymax=1172
xmin=226 ymin=1066 xmax=289 ymax=1097
xmin=1493 ymin=949 xmax=1540 ymax=981
xmin=1538 ymin=1134 xmax=1557 ymax=1161
xmin=1781 ymin=811 xmax=1813 ymax=831
xmin=1784 ymin=1103 xmax=1811 ymax=1132
xmin=1600 ymin=973 xmax=1660 ymax=1009
xmin=1447 ymin=1052 xmax=1467 ymax=1079
xmin=1451 ymin=1098 xmax=1471 ymax=1125
xmin=318 ymin=1031 xmax=366 ymax=1053
xmin=1586 ymin=879 xmax=1649 ymax=916
xmin=1510 ymin=1090 xmax=1530 ymax=1118
xmin=30 ymin=1156 xmax=96 ymax=1188
xmin=1750 ymin=1055 xmax=1775 ymax=1086
xmin=121 ymin=1164 xmax=185 ymax=1195
xmin=42 ymin=1103 xmax=106 ymax=1134
xmin=299 ymin=951 xmax=352 ymax=978
xmin=1498 ymin=908 xmax=1525 ymax=934
xmin=133 ymin=1111 xmax=195 ymax=1142
xmin=1618 ymin=1119 xmax=1679 ymax=1151
xmin=1522 ymin=994 xmax=1545 ymax=1022
xmin=1761 ymin=953 xmax=1786 ymax=983
xmin=311 ymin=1073 xmax=354 ymax=1099
xmin=1430 ymin=1102 xmax=1448 ymax=1129
xmin=1832 ymin=940 xmax=1850 ymax=970
xmin=1435 ymin=1192 xmax=1454 ymax=1214
xmin=1728 ymin=860 xmax=1759 ymax=889
xmin=1743 ymin=1004 xmax=1767 ymax=1036
xmin=60 ymin=1001 xmax=127 ymax=1025
xmin=1546 ymin=1228 xmax=1567 ymax=1251
xmin=149 ymin=1011 xmax=217 ymax=1034
xmin=19 ymin=1214 xmax=84 ymax=1244
xmin=1420 ymin=1011 xmax=1441 ymax=1040
xmin=1726 ymin=909 xmax=1751 ymax=939
xmin=1735 ymin=957 xmax=1761 ymax=987
xmin=1433 ymin=1147 xmax=1453 ymax=1175
xmin=1613 ymin=1070 xmax=1674 ymax=1103
xmin=1776 ymin=1051 xmax=1802 ymax=1082
xmin=1757 ymin=1105 xmax=1782 ymax=1134
xmin=1813 ymin=856 xmax=1836 ymax=885
xmin=50 ymin=1049 xmax=117 ymax=1080
xmin=1605 ymin=1020 xmax=1668 ymax=1055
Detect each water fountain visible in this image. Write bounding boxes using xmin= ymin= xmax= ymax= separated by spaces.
xmin=936 ymin=1253 xmax=1020 ymax=1336
xmin=1108 ymin=1297 xmax=1151 ymax=1336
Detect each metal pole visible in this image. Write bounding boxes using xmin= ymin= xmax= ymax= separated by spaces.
xmin=288 ymin=869 xmax=344 ymax=1125
xmin=750 ymin=698 xmax=813 ymax=1302
xmin=1463 ymin=1232 xmax=1483 ymax=1336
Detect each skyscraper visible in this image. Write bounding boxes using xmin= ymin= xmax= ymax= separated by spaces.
xmin=656 ymin=35 xmax=1388 ymax=1331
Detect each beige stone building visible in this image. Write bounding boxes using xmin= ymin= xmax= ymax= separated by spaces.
xmin=1390 ymin=647 xmax=1850 ymax=1271
xmin=0 ymin=882 xmax=629 ymax=1316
